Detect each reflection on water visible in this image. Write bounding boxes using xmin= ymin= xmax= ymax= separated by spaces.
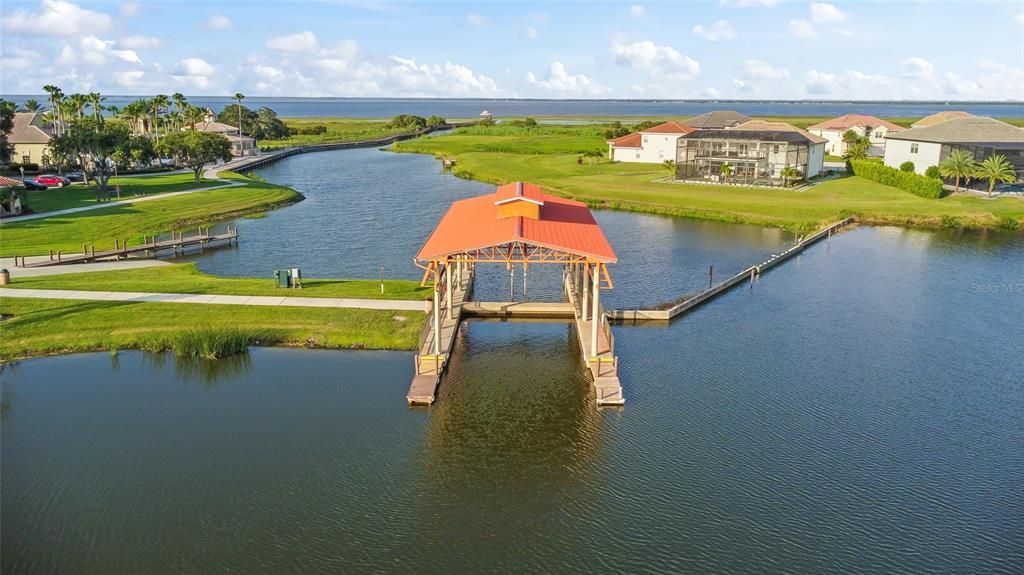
xmin=3 ymin=228 xmax=1023 ymax=573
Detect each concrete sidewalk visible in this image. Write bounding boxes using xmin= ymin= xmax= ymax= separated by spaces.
xmin=0 ymin=258 xmax=171 ymax=278
xmin=0 ymin=287 xmax=429 ymax=312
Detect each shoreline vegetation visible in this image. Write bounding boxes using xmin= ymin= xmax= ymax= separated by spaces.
xmin=0 ymin=297 xmax=422 ymax=362
xmin=390 ymin=121 xmax=1023 ymax=234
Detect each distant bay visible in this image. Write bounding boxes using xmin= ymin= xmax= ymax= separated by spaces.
xmin=3 ymin=96 xmax=1023 ymax=119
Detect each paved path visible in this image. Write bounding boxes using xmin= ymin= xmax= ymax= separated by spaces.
xmin=0 ymin=287 xmax=428 ymax=312
xmin=1 ymin=180 xmax=241 ymax=223
xmin=0 ymin=257 xmax=171 ymax=278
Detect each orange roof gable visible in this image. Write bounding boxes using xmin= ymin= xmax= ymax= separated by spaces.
xmin=608 ymin=132 xmax=642 ymax=148
xmin=641 ymin=121 xmax=697 ymax=135
xmin=808 ymin=114 xmax=905 ymax=131
xmin=417 ymin=182 xmax=617 ymax=263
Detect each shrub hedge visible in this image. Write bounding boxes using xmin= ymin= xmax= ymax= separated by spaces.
xmin=848 ymin=159 xmax=944 ymax=199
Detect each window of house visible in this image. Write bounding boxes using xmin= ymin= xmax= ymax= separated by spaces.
xmin=635 ymin=151 xmax=640 ymax=159
xmin=773 ymin=145 xmax=779 ymax=154
xmin=23 ymin=154 xmax=31 ymax=164
xmin=874 ymin=131 xmax=883 ymax=139
xmin=643 ymin=136 xmax=648 ymax=144
xmin=910 ymin=143 xmax=919 ymax=153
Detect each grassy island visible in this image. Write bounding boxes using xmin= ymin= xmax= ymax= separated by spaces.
xmin=392 ymin=123 xmax=1023 ymax=233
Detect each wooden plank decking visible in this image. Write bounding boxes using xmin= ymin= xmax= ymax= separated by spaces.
xmin=564 ymin=269 xmax=624 ymax=406
xmin=11 ymin=227 xmax=238 ymax=269
xmin=407 ymin=265 xmax=474 ymax=405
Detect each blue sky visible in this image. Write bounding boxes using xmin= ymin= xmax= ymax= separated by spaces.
xmin=2 ymin=0 xmax=1023 ymax=99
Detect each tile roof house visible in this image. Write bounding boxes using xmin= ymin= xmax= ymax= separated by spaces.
xmin=607 ymin=121 xmax=696 ymax=163
xmin=883 ymin=116 xmax=1024 ymax=177
xmin=911 ymin=111 xmax=974 ymax=128
xmin=681 ymin=110 xmax=752 ymax=130
xmin=808 ymin=114 xmax=906 ymax=157
xmin=9 ymin=112 xmax=55 ymax=165
xmin=675 ymin=120 xmax=826 ymax=186
xmin=192 ymin=109 xmax=257 ymax=156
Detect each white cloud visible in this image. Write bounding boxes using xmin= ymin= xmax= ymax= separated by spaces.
xmin=611 ymin=39 xmax=700 ymax=80
xmin=114 ymin=70 xmax=146 ymax=88
xmin=529 ymin=13 xmax=549 ymax=23
xmin=465 ymin=13 xmax=486 ymax=26
xmin=902 ymin=57 xmax=934 ymax=79
xmin=1016 ymin=12 xmax=1024 ymax=24
xmin=202 ymin=14 xmax=232 ymax=30
xmin=2 ymin=0 xmax=112 ymax=36
xmin=176 ymin=57 xmax=215 ymax=77
xmin=692 ymin=20 xmax=735 ymax=41
xmin=387 ymin=56 xmax=501 ymax=97
xmin=704 ymin=87 xmax=722 ymax=98
xmin=267 ymin=31 xmax=319 ymax=52
xmin=811 ymin=3 xmax=847 ymax=24
xmin=526 ymin=26 xmax=539 ymax=39
xmin=942 ymin=72 xmax=981 ymax=97
xmin=526 ymin=61 xmax=609 ymax=96
xmin=789 ymin=19 xmax=817 ymax=39
xmin=805 ymin=70 xmax=838 ymax=94
xmin=630 ymin=5 xmax=646 ymax=18
xmin=743 ymin=59 xmax=789 ymax=80
xmin=57 ymin=35 xmax=142 ymax=67
xmin=120 ymin=2 xmax=140 ymax=16
xmin=720 ymin=0 xmax=778 ymax=6
xmin=0 ymin=46 xmax=42 ymax=70
xmin=119 ymin=35 xmax=162 ymax=49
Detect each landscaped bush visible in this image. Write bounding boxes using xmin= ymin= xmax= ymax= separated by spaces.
xmin=848 ymin=159 xmax=943 ymax=199
xmin=899 ymin=161 xmax=915 ymax=172
xmin=8 ymin=162 xmax=40 ymax=173
xmin=924 ymin=165 xmax=942 ymax=179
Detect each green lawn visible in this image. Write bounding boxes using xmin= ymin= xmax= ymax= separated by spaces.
xmin=392 ymin=125 xmax=1024 ymax=233
xmin=25 ymin=172 xmax=222 ymax=214
xmin=0 ymin=297 xmax=422 ymax=361
xmin=0 ymin=172 xmax=303 ymax=257
xmin=6 ymin=263 xmax=432 ymax=300
xmin=260 ymin=118 xmax=424 ymax=149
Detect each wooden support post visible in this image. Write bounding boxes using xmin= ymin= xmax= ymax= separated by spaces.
xmin=523 ymin=263 xmax=527 ymax=298
xmin=582 ymin=263 xmax=590 ymax=321
xmin=509 ymin=264 xmax=514 ymax=301
xmin=115 ymin=239 xmax=120 ymax=251
xmin=445 ymin=262 xmax=453 ymax=317
xmin=90 ymin=245 xmax=95 ymax=258
xmin=750 ymin=267 xmax=755 ymax=288
xmin=49 ymin=249 xmax=54 ymax=261
xmin=709 ymin=264 xmax=714 ymax=288
xmin=82 ymin=243 xmax=87 ymax=255
xmin=433 ymin=278 xmax=441 ymax=356
xmin=12 ymin=255 xmax=18 ymax=268
xmin=591 ymin=264 xmax=600 ymax=358
xmin=57 ymin=250 xmax=62 ymax=263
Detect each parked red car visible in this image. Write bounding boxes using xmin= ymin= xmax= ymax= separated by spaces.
xmin=34 ymin=175 xmax=71 ymax=187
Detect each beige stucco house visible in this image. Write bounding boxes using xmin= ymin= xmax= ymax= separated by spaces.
xmin=9 ymin=112 xmax=54 ymax=165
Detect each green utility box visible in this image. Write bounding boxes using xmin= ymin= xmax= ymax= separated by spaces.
xmin=273 ymin=269 xmax=291 ymax=288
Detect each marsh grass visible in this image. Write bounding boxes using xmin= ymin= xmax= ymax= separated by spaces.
xmin=165 ymin=328 xmax=263 ymax=359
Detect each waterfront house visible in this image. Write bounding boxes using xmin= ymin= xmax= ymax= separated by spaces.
xmin=681 ymin=110 xmax=751 ymax=130
xmin=675 ymin=120 xmax=826 ymax=186
xmin=911 ymin=111 xmax=974 ymax=128
xmin=480 ymin=110 xmax=493 ymax=122
xmin=9 ymin=113 xmax=54 ymax=166
xmin=607 ymin=121 xmax=696 ymax=163
xmin=808 ymin=114 xmax=905 ymax=157
xmin=192 ymin=109 xmax=257 ymax=156
xmin=883 ymin=116 xmax=1024 ymax=177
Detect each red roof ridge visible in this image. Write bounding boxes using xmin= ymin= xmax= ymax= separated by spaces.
xmin=641 ymin=121 xmax=697 ymax=134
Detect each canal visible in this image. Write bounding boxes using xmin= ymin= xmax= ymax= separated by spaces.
xmin=2 ymin=146 xmax=1023 ymax=574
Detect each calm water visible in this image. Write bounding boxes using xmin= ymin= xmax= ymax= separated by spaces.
xmin=3 ymin=226 xmax=1023 ymax=574
xmin=186 ymin=146 xmax=792 ymax=309
xmin=4 ymin=95 xmax=1024 ymax=119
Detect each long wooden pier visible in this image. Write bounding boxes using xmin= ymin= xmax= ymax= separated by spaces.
xmin=11 ymin=227 xmax=239 ymax=268
xmin=564 ymin=267 xmax=623 ymax=405
xmin=609 ymin=218 xmax=854 ymax=322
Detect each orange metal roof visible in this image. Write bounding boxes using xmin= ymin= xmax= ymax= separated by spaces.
xmin=608 ymin=132 xmax=642 ymax=148
xmin=808 ymin=114 xmax=905 ymax=132
xmin=641 ymin=121 xmax=697 ymax=135
xmin=417 ymin=182 xmax=617 ymax=263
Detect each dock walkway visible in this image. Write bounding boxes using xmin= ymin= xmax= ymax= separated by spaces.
xmin=407 ymin=264 xmax=474 ymax=405
xmin=565 ymin=268 xmax=623 ymax=405
xmin=10 ymin=227 xmax=239 ymax=269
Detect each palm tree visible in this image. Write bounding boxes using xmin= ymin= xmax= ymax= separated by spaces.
xmin=67 ymin=93 xmax=88 ymax=120
xmin=19 ymin=99 xmax=42 ymax=113
xmin=185 ymin=105 xmax=206 ymax=131
xmin=152 ymin=94 xmax=169 ymax=140
xmin=88 ymin=92 xmax=105 ymax=122
xmin=939 ymin=149 xmax=977 ymax=194
xmin=781 ymin=166 xmax=800 ymax=187
xmin=42 ymin=85 xmax=63 ymax=136
xmin=662 ymin=159 xmax=676 ymax=175
xmin=234 ymin=92 xmax=245 ymax=137
xmin=720 ymin=162 xmax=733 ymax=184
xmin=974 ymin=154 xmax=1017 ymax=198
